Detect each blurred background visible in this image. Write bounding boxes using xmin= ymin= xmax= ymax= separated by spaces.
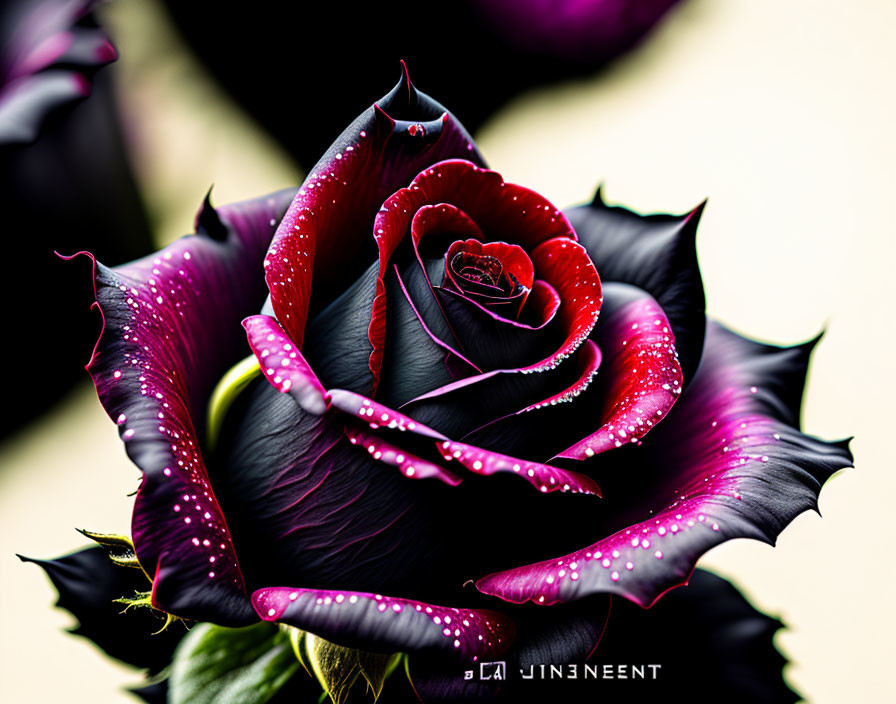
xmin=1 ymin=0 xmax=893 ymax=701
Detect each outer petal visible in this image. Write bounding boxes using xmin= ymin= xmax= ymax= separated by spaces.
xmin=475 ymin=321 xmax=852 ymax=607
xmin=593 ymin=569 xmax=798 ymax=702
xmin=82 ymin=188 xmax=295 ymax=624
xmin=253 ymin=587 xmax=515 ymax=662
xmin=413 ymin=570 xmax=796 ymax=702
xmin=565 ymin=191 xmax=705 ymax=381
xmin=19 ymin=547 xmax=184 ymax=673
xmin=265 ymin=65 xmax=482 ymax=357
xmin=554 ymin=282 xmax=683 ymax=459
xmin=215 ymin=377 xmax=605 ymax=601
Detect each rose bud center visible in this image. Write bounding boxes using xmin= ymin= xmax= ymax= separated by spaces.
xmin=451 ymin=251 xmax=504 ymax=287
xmin=444 ymin=239 xmax=535 ymax=320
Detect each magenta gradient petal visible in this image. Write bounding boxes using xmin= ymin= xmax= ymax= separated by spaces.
xmin=555 ymin=283 xmax=683 ymax=460
xmin=252 ymin=587 xmax=515 ymax=662
xmin=264 ymin=65 xmax=482 ymax=359
xmin=329 ymin=388 xmax=448 ymax=441
xmin=243 ymin=314 xmax=330 ymax=415
xmin=369 ymin=159 xmax=580 ymax=390
xmin=79 ymin=188 xmax=295 ymax=625
xmin=438 ymin=440 xmax=602 ymax=497
xmin=405 ymin=595 xmax=611 ymax=702
xmin=0 ymin=0 xmax=117 ymax=145
xmin=475 ymin=322 xmax=852 ymax=608
xmin=345 ymin=426 xmax=463 ymax=486
xmin=516 ymin=339 xmax=602 ymax=414
xmin=328 ymin=387 xmax=596 ymax=497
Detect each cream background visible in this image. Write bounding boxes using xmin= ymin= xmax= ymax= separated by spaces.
xmin=1 ymin=0 xmax=893 ymax=701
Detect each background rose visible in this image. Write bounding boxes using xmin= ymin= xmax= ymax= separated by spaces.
xmin=0 ymin=0 xmax=154 ymax=438
xmin=25 ymin=68 xmax=852 ymax=701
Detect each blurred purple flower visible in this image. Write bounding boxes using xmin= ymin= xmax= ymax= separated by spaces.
xmin=0 ymin=0 xmax=116 ymax=145
xmin=475 ymin=0 xmax=680 ymax=62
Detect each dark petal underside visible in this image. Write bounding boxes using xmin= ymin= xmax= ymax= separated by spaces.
xmin=20 ymin=547 xmax=184 ymax=673
xmin=565 ymin=191 xmax=705 ymax=382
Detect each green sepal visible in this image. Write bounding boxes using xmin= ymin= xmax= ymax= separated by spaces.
xmin=358 ymin=651 xmax=402 ymax=701
xmin=76 ymin=528 xmax=149 ymax=579
xmin=286 ymin=626 xmax=312 ymax=677
xmin=303 ymin=632 xmax=402 ymax=704
xmin=304 ymin=633 xmax=362 ymax=704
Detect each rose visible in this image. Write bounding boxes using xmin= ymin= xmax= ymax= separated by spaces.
xmin=53 ymin=67 xmax=850 ymax=700
xmin=0 ymin=0 xmax=116 ymax=145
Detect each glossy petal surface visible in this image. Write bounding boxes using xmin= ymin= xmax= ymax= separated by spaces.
xmin=566 ymin=192 xmax=705 ymax=381
xmin=83 ymin=189 xmax=294 ymax=624
xmin=265 ymin=68 xmax=482 ymax=357
xmin=476 ymin=322 xmax=852 ymax=607
xmin=253 ymin=587 xmax=515 ymax=662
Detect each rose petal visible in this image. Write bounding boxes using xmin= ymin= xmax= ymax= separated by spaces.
xmin=243 ymin=314 xmax=330 ymax=415
xmin=212 ymin=383 xmax=456 ymax=598
xmin=399 ymin=337 xmax=595 ymax=444
xmin=444 ymin=238 xmax=534 ymax=309
xmin=301 ymin=261 xmax=379 ymax=394
xmin=554 ymin=283 xmax=683 ymax=459
xmin=345 ymin=425 xmax=462 ymax=486
xmin=405 ymin=595 xmax=611 ymax=702
xmin=370 ymin=159 xmax=580 ymax=390
xmin=526 ymin=236 xmax=602 ymax=372
xmin=515 ymin=339 xmax=602 ymax=414
xmin=265 ymin=65 xmax=482 ymax=356
xmin=438 ymin=440 xmax=602 ymax=497
xmin=252 ymin=587 xmax=515 ymax=662
xmin=79 ymin=188 xmax=295 ymax=624
xmin=591 ymin=569 xmax=798 ymax=702
xmin=400 ymin=237 xmax=600 ymax=403
xmin=475 ymin=321 xmax=852 ymax=607
xmin=374 ymin=263 xmax=482 ymax=407
xmin=215 ymin=374 xmax=605 ymax=599
xmin=329 ymin=388 xmax=447 ymax=441
xmin=441 ymin=279 xmax=561 ymax=332
xmin=382 ymin=259 xmax=558 ymax=394
xmin=566 ymin=190 xmax=705 ymax=381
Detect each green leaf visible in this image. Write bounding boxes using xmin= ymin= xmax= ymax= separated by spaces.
xmin=169 ymin=622 xmax=299 ymax=704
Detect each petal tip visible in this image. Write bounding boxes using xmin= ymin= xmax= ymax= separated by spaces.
xmin=195 ymin=186 xmax=228 ymax=240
